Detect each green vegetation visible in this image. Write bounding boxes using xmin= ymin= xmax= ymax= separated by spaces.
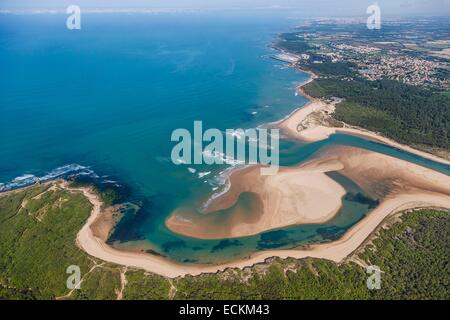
xmin=361 ymin=210 xmax=450 ymax=300
xmin=277 ymin=27 xmax=450 ymax=151
xmin=0 ymin=184 xmax=124 ymax=299
xmin=69 ymin=178 xmax=124 ymax=207
xmin=173 ymin=260 xmax=369 ymax=300
xmin=307 ymin=60 xmax=357 ymax=77
xmin=435 ymin=68 xmax=450 ymax=81
xmin=304 ymin=78 xmax=450 ymax=149
xmin=123 ymin=271 xmax=170 ymax=300
xmin=171 ymin=209 xmax=449 ymax=300
xmin=333 ymin=101 xmax=400 ymax=134
xmin=276 ymin=34 xmax=311 ymax=54
xmin=0 ymin=185 xmax=448 ymax=300
xmin=0 ymin=185 xmax=91 ymax=299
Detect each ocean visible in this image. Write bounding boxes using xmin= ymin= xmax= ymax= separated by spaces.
xmin=1 ymin=11 xmax=449 ymax=264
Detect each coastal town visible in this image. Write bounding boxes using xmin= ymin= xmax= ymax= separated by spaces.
xmin=274 ymin=18 xmax=450 ymax=89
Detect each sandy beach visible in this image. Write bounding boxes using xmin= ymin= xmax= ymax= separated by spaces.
xmin=278 ymin=89 xmax=450 ymax=166
xmin=166 ymin=143 xmax=450 ymax=239
xmin=73 ymin=179 xmax=450 ymax=278
xmin=71 ymin=144 xmax=450 ymax=278
xmin=69 ymin=71 xmax=450 ymax=278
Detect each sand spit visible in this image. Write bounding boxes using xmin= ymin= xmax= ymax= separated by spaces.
xmin=166 ymin=159 xmax=346 ymax=239
xmin=72 ymin=68 xmax=450 ymax=276
xmin=166 ymin=145 xmax=450 ymax=239
xmin=278 ymin=98 xmax=450 ymax=166
xmin=7 ymin=69 xmax=448 ymax=278
xmin=71 ymin=145 xmax=450 ymax=278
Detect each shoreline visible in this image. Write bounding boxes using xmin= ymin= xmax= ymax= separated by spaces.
xmin=278 ymin=99 xmax=450 ymax=166
xmin=3 ymin=53 xmax=450 ymax=279
xmin=73 ymin=143 xmax=450 ymax=278
xmin=72 ymin=179 xmax=450 ymax=278
xmin=73 ymin=66 xmax=450 ymax=277
xmin=165 ymin=142 xmax=450 ymax=240
xmin=3 ymin=178 xmax=448 ymax=279
xmin=278 ymin=69 xmax=450 ymax=166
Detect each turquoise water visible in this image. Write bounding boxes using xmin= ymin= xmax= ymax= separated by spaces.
xmin=1 ymin=12 xmax=449 ymax=264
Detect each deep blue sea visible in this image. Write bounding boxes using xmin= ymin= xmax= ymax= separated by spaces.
xmin=1 ymin=11 xmax=449 ymax=263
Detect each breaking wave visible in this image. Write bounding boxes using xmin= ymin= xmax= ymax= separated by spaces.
xmin=0 ymin=164 xmax=99 ymax=192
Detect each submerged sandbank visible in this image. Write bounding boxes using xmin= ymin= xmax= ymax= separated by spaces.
xmin=72 ymin=151 xmax=450 ymax=278
xmin=31 ymin=68 xmax=450 ymax=278
xmin=165 ymin=144 xmax=450 ymax=240
xmin=166 ymin=158 xmax=346 ymax=239
xmin=73 ymin=66 xmax=450 ymax=276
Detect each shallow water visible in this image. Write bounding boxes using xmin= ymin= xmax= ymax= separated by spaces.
xmin=1 ymin=11 xmax=449 ymax=264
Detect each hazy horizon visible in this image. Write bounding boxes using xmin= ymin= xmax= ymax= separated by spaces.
xmin=1 ymin=0 xmax=449 ymax=17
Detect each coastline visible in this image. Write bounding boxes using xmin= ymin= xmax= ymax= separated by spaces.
xmin=278 ymin=69 xmax=450 ymax=166
xmin=165 ymin=141 xmax=450 ymax=239
xmin=3 ymin=178 xmax=448 ymax=279
xmin=72 ymin=66 xmax=450 ymax=277
xmin=279 ymin=98 xmax=450 ymax=166
xmin=3 ymin=56 xmax=450 ymax=279
xmin=72 ymin=179 xmax=450 ymax=278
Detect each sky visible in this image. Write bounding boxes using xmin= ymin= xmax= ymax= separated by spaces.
xmin=1 ymin=0 xmax=449 ymax=16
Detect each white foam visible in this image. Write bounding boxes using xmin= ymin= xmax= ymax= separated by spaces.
xmin=174 ymin=158 xmax=187 ymax=164
xmin=103 ymin=180 xmax=118 ymax=184
xmin=13 ymin=174 xmax=36 ymax=182
xmin=187 ymin=167 xmax=197 ymax=174
xmin=198 ymin=171 xmax=211 ymax=178
xmin=0 ymin=164 xmax=99 ymax=192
